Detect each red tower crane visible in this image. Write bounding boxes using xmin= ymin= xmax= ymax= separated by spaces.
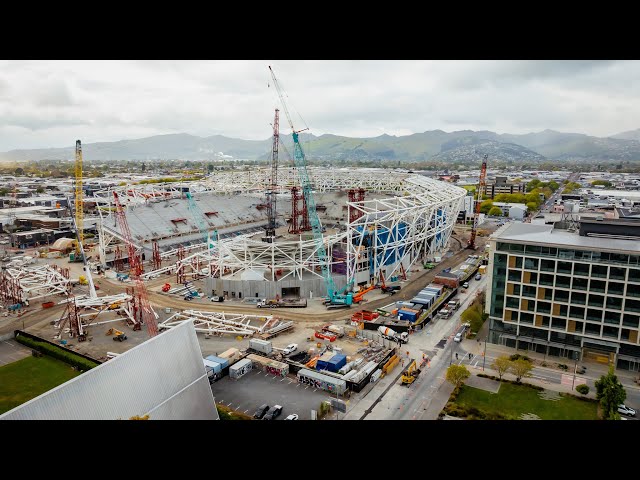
xmin=468 ymin=154 xmax=488 ymax=250
xmin=113 ymin=191 xmax=159 ymax=337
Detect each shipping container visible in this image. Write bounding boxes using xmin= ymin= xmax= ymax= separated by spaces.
xmin=325 ymin=354 xmax=347 ymax=372
xmin=479 ymin=265 xmax=487 ymax=275
xmin=205 ymin=355 xmax=229 ymax=370
xmin=398 ymin=309 xmax=418 ymax=322
xmin=203 ymin=358 xmax=222 ymax=374
xmin=249 ymin=338 xmax=273 ymax=355
xmin=297 ymin=368 xmax=347 ymax=395
xmin=370 ymin=369 xmax=382 ymax=383
xmin=229 ymin=358 xmax=253 ymax=379
xmin=395 ymin=301 xmax=414 ymax=309
xmin=247 ymin=353 xmax=289 ymax=377
xmin=218 ymin=348 xmax=240 ymax=365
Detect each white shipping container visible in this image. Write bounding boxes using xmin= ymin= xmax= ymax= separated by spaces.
xmin=229 ymin=358 xmax=252 ymax=379
xmin=369 ymin=369 xmax=382 ymax=383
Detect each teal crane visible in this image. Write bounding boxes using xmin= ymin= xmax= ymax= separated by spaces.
xmin=268 ymin=66 xmax=352 ymax=307
xmin=185 ymin=191 xmax=218 ymax=253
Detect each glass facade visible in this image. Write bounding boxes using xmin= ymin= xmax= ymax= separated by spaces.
xmin=489 ymin=238 xmax=640 ymax=371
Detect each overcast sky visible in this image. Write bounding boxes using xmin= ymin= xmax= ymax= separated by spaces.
xmin=0 ymin=60 xmax=638 ymax=151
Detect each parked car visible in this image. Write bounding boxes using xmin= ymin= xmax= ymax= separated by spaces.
xmin=253 ymin=404 xmax=270 ymax=419
xmin=475 ymin=274 xmax=482 ymax=281
xmin=462 ymin=282 xmax=469 ymax=289
xmin=575 ymin=365 xmax=586 ymax=375
xmin=284 ymin=413 xmax=299 ymax=420
xmin=618 ymin=404 xmax=636 ymax=417
xmin=454 ymin=332 xmax=463 ymax=343
xmin=263 ymin=404 xmax=283 ymax=420
xmin=282 ymin=343 xmax=298 ymax=355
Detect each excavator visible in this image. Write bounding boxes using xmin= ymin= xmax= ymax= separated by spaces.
xmin=106 ymin=328 xmax=127 ymax=342
xmin=401 ymin=359 xmax=421 ymax=386
xmin=352 ymin=284 xmax=376 ymax=304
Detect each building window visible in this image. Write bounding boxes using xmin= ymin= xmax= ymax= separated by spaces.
xmin=541 ymin=259 xmax=556 ymax=272
xmin=522 ymin=285 xmax=537 ymax=298
xmin=626 ymin=284 xmax=640 ymax=298
xmin=592 ymin=265 xmax=608 ymax=278
xmin=508 ymin=270 xmax=522 ymax=282
xmin=571 ymin=292 xmax=586 ymax=305
xmin=606 ymin=297 xmax=623 ymax=310
xmin=588 ymin=294 xmax=604 ymax=308
xmin=623 ymin=314 xmax=640 ymax=328
xmin=608 ymin=282 xmax=625 ymax=296
xmin=539 ymin=273 xmax=554 ymax=286
xmin=551 ymin=318 xmax=567 ymax=330
xmin=609 ymin=267 xmax=627 ymax=281
xmin=584 ymin=322 xmax=601 ymax=336
xmin=514 ymin=256 xmax=523 ymax=268
xmin=524 ymin=258 xmax=539 ymax=270
xmin=555 ymin=290 xmax=569 ymax=303
xmin=572 ymin=277 xmax=588 ymax=291
xmin=555 ymin=275 xmax=571 ymax=289
xmin=586 ymin=308 xmax=602 ymax=322
xmin=573 ymin=262 xmax=590 ymax=276
xmin=506 ymin=296 xmax=520 ymax=309
xmin=602 ymin=326 xmax=619 ymax=339
xmin=557 ymin=261 xmax=572 ymax=275
xmin=628 ymin=268 xmax=640 ymax=283
xmin=603 ymin=310 xmax=621 ymax=325
xmin=537 ymin=301 xmax=551 ymax=314
xmin=626 ymin=299 xmax=640 ymax=313
xmin=569 ymin=306 xmax=585 ymax=319
xmin=520 ymin=312 xmax=534 ymax=324
xmin=590 ymin=279 xmax=606 ymax=293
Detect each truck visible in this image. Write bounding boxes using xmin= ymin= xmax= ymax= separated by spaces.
xmin=437 ymin=308 xmax=452 ymax=318
xmin=321 ymin=324 xmax=345 ymax=337
xmin=257 ymin=298 xmax=308 ymax=308
xmin=447 ymin=299 xmax=460 ymax=311
xmin=351 ymin=310 xmax=379 ymax=322
xmin=377 ymin=326 xmax=409 ymax=344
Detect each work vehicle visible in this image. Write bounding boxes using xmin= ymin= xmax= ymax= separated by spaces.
xmin=378 ymin=326 xmax=409 ymax=344
xmin=401 ymin=359 xmax=421 ymax=386
xmin=257 ymin=298 xmax=307 ymax=308
xmin=475 ymin=274 xmax=482 ymax=281
xmin=437 ymin=308 xmax=452 ymax=318
xmin=282 ymin=343 xmax=298 ymax=355
xmin=161 ymin=283 xmax=171 ymax=292
xmin=284 ymin=413 xmax=299 ymax=420
xmin=106 ymin=328 xmax=127 ymax=342
xmin=352 ymin=284 xmax=376 ymax=304
xmin=447 ymin=299 xmax=460 ymax=311
xmin=618 ymin=404 xmax=636 ymax=417
xmin=321 ymin=324 xmax=345 ymax=337
xmin=253 ymin=404 xmax=270 ymax=419
xmin=263 ymin=405 xmax=283 ymax=420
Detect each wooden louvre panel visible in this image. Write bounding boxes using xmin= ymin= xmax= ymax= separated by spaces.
xmin=509 ymin=256 xmax=516 ymax=268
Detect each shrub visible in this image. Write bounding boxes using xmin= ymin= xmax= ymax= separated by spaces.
xmin=15 ymin=334 xmax=99 ymax=372
xmin=558 ymin=363 xmax=569 ymax=371
xmin=575 ymin=384 xmax=589 ymax=396
xmin=509 ymin=354 xmax=531 ymax=362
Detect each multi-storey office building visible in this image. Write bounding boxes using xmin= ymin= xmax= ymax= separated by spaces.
xmin=486 ymin=219 xmax=640 ymax=372
xmin=481 ymin=176 xmax=526 ymax=199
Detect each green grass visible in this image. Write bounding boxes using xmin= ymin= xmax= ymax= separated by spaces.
xmin=454 ymin=382 xmax=599 ymax=420
xmin=0 ymin=356 xmax=81 ymax=414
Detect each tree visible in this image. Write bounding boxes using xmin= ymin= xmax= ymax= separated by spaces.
xmin=595 ymin=366 xmax=626 ymax=420
xmin=488 ymin=206 xmax=503 ymax=216
xmin=141 ymin=163 xmax=146 ymax=172
xmin=591 ymin=180 xmax=612 ymax=188
xmin=446 ymin=364 xmax=470 ymax=388
xmin=14 ymin=167 xmax=24 ymax=176
xmin=491 ymin=355 xmax=512 ymax=381
xmin=36 ymin=186 xmax=45 ymax=193
xmin=509 ymin=358 xmax=533 ymax=382
xmin=526 ymin=201 xmax=538 ymax=213
xmin=480 ymin=200 xmax=494 ymax=214
xmin=526 ymin=178 xmax=541 ymax=191
xmin=575 ymin=384 xmax=590 ymax=396
xmin=207 ymin=163 xmax=214 ymax=173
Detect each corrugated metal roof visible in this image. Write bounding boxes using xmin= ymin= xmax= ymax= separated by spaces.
xmin=1 ymin=321 xmax=218 ymax=420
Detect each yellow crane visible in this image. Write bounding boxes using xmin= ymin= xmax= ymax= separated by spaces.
xmin=74 ymin=140 xmax=83 ymax=257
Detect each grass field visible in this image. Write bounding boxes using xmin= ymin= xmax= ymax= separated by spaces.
xmin=0 ymin=356 xmax=80 ymax=414
xmin=454 ymin=382 xmax=599 ymax=420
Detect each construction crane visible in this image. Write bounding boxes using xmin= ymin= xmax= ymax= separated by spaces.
xmin=268 ymin=66 xmax=353 ymax=308
xmin=468 ymin=154 xmax=488 ymax=250
xmin=113 ymin=191 xmax=159 ymax=337
xmin=185 ymin=191 xmax=217 ymax=252
xmin=74 ymin=140 xmax=84 ymax=258
xmin=264 ymin=109 xmax=279 ymax=241
xmin=69 ymin=194 xmax=97 ymax=298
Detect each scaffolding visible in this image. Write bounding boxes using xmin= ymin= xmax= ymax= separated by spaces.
xmin=0 ymin=264 xmax=70 ymax=305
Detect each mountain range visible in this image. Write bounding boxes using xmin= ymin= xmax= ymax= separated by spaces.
xmin=3 ymin=128 xmax=640 ymax=163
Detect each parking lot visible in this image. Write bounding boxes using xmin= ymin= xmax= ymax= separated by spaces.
xmin=211 ymin=368 xmax=332 ymax=420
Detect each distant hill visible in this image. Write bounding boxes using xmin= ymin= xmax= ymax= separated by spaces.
xmin=3 ymin=128 xmax=640 ymax=163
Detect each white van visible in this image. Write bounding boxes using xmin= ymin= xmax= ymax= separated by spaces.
xmin=454 ymin=332 xmax=463 ymax=343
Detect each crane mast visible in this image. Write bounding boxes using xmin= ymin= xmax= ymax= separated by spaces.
xmin=185 ymin=191 xmax=217 ymax=251
xmin=113 ymin=191 xmax=159 ymax=337
xmin=469 ymin=154 xmax=488 ymax=250
xmin=268 ymin=66 xmax=351 ymax=306
xmin=264 ymin=109 xmax=279 ymax=241
xmin=74 ymin=140 xmax=84 ymax=257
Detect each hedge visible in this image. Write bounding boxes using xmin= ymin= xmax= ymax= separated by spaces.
xmin=15 ymin=335 xmax=99 ymax=372
xmin=476 ymin=373 xmax=544 ymax=391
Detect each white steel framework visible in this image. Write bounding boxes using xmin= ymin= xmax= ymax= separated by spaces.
xmin=1 ymin=264 xmax=70 ymax=303
xmin=158 ymin=309 xmax=293 ymax=336
xmin=93 ymin=168 xmax=466 ymax=287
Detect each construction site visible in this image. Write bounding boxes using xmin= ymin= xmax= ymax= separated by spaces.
xmin=0 ymin=66 xmax=491 ymax=419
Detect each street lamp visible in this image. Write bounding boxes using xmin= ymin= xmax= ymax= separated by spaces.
xmin=571 ymin=350 xmax=580 ymax=391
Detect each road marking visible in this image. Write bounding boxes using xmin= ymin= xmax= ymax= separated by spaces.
xmin=227 ymin=401 xmax=233 ymax=406
xmin=244 ymin=409 xmax=249 ymax=414
xmin=305 ymin=385 xmax=309 ymax=390
xmin=280 ymin=377 xmax=285 ymax=382
xmin=288 ymin=380 xmax=293 ymax=385
xmin=296 ymin=383 xmax=301 ymax=387
xmin=474 ymin=360 xmax=479 ymax=367
xmin=313 ymin=388 xmax=317 ymax=392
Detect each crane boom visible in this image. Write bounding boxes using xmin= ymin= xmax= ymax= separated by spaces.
xmin=113 ymin=191 xmax=158 ymax=337
xmin=74 ymin=140 xmax=84 ymax=256
xmin=265 ymin=109 xmax=279 ymax=239
xmin=469 ymin=154 xmax=488 ymax=249
xmin=185 ymin=191 xmax=217 ymax=251
xmin=268 ymin=66 xmax=350 ymax=305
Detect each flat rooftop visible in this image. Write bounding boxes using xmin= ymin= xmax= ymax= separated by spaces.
xmin=494 ymin=222 xmax=640 ymax=253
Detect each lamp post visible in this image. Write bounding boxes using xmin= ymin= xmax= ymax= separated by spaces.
xmin=571 ymin=350 xmax=579 ymax=391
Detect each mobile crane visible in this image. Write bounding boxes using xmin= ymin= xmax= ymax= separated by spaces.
xmin=269 ymin=66 xmax=353 ymax=308
xmin=468 ymin=154 xmax=488 ymax=250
